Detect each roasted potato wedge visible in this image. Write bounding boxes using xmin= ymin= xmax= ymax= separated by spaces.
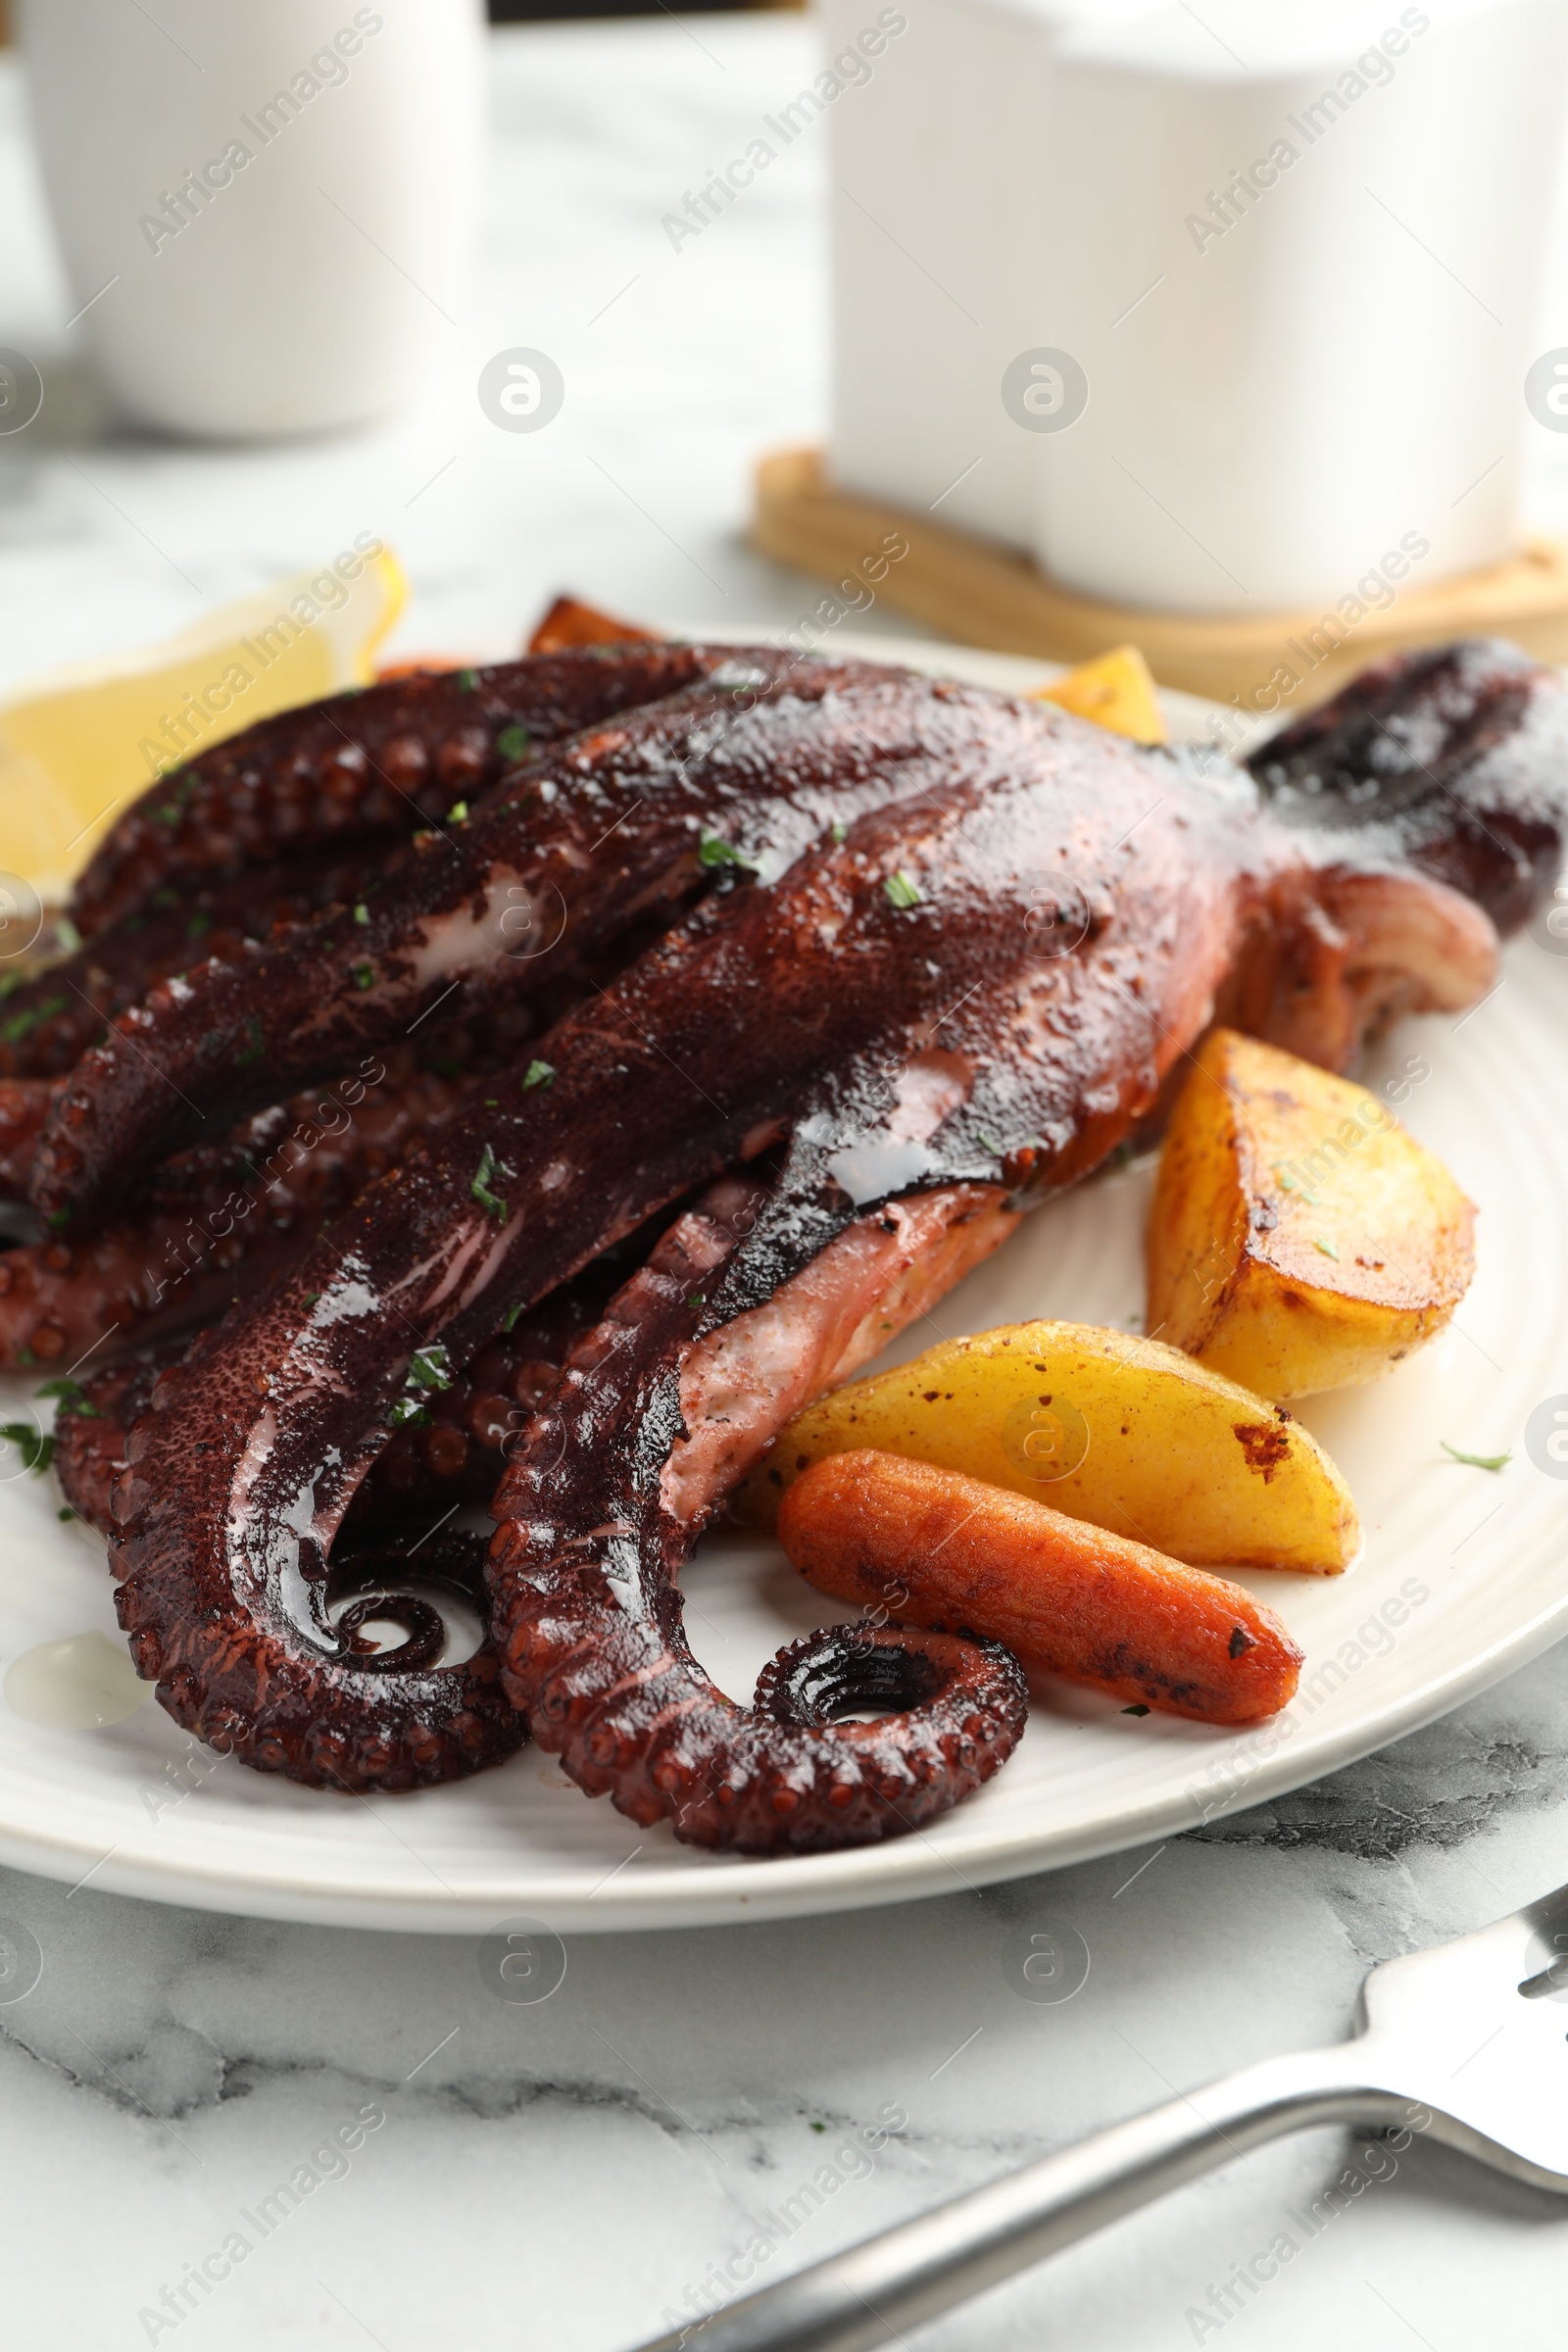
xmin=781 ymin=1450 xmax=1303 ymax=1723
xmin=738 ymin=1318 xmax=1358 ymax=1572
xmin=526 ymin=594 xmax=658 ymax=654
xmin=1147 ymin=1029 xmax=1475 ymax=1400
xmin=1032 ymin=643 xmax=1166 ymax=745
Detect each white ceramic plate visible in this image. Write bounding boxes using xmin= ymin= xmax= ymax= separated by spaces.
xmin=0 ymin=638 xmax=1563 ymax=1935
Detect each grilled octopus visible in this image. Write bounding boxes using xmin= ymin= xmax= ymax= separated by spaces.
xmin=75 ymin=636 xmax=1564 ymax=1850
xmin=33 ymin=651 xmax=1102 ymax=1227
xmin=0 ymin=1053 xmax=476 ymax=1369
xmin=0 ymin=641 xmax=728 ymax=1092
xmin=66 ymin=641 xmax=723 ymax=937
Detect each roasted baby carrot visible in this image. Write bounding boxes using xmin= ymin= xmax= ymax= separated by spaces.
xmin=778 ymin=1449 xmax=1302 ymax=1724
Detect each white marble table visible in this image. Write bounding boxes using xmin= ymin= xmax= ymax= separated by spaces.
xmin=0 ymin=18 xmax=1567 ymax=2350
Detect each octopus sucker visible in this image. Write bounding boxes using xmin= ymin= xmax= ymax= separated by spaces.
xmin=0 ymin=1078 xmax=61 ymax=1199
xmin=48 ymin=635 xmax=1568 ymax=1841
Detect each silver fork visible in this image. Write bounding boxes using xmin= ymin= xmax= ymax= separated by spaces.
xmin=634 ymin=1880 xmax=1568 ymax=2352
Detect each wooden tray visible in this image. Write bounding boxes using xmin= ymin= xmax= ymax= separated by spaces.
xmin=752 ymin=446 xmax=1568 ymax=707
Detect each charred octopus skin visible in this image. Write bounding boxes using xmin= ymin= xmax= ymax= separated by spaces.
xmin=32 ymin=654 xmax=1108 ymax=1229
xmin=0 ymin=845 xmax=403 ymax=1081
xmin=1247 ymin=636 xmax=1568 ymax=933
xmin=0 ymin=642 xmax=725 ymax=1083
xmin=68 ymin=641 xmax=723 ymax=937
xmin=489 ymin=1179 xmax=1031 ymax=1852
xmin=55 ymin=1264 xmax=629 ymax=1540
xmin=97 ymin=685 xmax=1503 ymax=1829
xmin=36 ymin=636 xmax=1568 ymax=1235
xmin=0 ymin=1053 xmax=482 ymax=1372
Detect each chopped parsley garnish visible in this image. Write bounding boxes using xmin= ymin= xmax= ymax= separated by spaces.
xmin=497 ymin=723 xmax=532 ymax=762
xmin=353 ymin=903 xmax=369 ymax=926
xmin=303 ymin=1292 xmax=320 ymax=1308
xmin=0 ymin=995 xmax=66 ymax=1045
xmin=458 ymin=668 xmax=478 ymax=692
xmin=448 ymin=801 xmax=468 ymax=822
xmin=237 ymin=1018 xmax=265 ymax=1065
xmin=1441 ymin=1440 xmax=1513 ymax=1472
xmin=55 ymin=916 xmax=81 ymax=955
xmin=470 ymin=1143 xmax=511 ymax=1221
xmin=1312 ymin=1238 xmax=1340 ymax=1261
xmin=0 ymin=1422 xmax=52 ymax=1475
xmin=47 ymin=1210 xmax=70 ymax=1232
xmin=501 ymin=1300 xmax=523 ymax=1333
xmin=352 ymin=961 xmax=375 ymax=991
xmin=0 ymin=972 xmax=24 ymax=1002
xmin=185 ymin=910 xmax=213 ymax=940
xmin=35 ymin=1378 xmax=98 ymax=1417
xmin=522 ymin=1059 xmax=554 ymax=1090
xmin=829 ymin=820 xmax=848 ymax=845
xmin=883 ymin=870 xmax=922 ymax=909
xmin=976 ymin=1130 xmax=1004 ymax=1156
xmin=698 ymin=831 xmax=759 ymax=871
xmin=388 ymin=1344 xmax=455 ymax=1428
xmin=57 ymin=1506 xmax=74 ymax=1522
xmin=688 ymin=1293 xmax=705 ymax=1308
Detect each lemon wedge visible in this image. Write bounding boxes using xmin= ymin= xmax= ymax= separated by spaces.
xmin=1033 ymin=643 xmax=1167 ymax=746
xmin=0 ymin=542 xmax=407 ymax=901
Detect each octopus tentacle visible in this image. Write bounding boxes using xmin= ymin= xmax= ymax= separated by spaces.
xmin=54 ymin=1347 xmax=172 ymax=1530
xmin=1247 ymin=636 xmax=1568 ymax=934
xmin=0 ymin=1052 xmax=477 ymax=1368
xmin=756 ymin=1627 xmax=1017 ymax=1733
xmin=488 ymin=1182 xmax=1029 ymax=1852
xmin=54 ymin=1221 xmax=682 ymax=1535
xmin=70 ymin=642 xmax=721 ymax=938
xmin=0 ymin=846 xmax=400 ymax=1080
xmin=34 ymin=654 xmax=1076 ymax=1226
xmin=104 ymin=1315 xmax=526 ymax=1789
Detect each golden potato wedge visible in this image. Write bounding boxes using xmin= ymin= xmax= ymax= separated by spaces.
xmin=526 ymin=594 xmax=657 ymax=654
xmin=1031 ymin=644 xmax=1166 ymax=745
xmin=737 ymin=1318 xmax=1358 ymax=1572
xmin=1147 ymin=1028 xmax=1474 ymax=1401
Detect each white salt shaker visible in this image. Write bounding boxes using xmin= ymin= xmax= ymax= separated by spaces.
xmin=21 ymin=0 xmax=484 ymax=440
xmin=826 ymin=0 xmax=1568 ymax=615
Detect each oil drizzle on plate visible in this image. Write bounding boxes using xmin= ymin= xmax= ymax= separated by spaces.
xmin=4 ymin=1634 xmax=149 ymax=1730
